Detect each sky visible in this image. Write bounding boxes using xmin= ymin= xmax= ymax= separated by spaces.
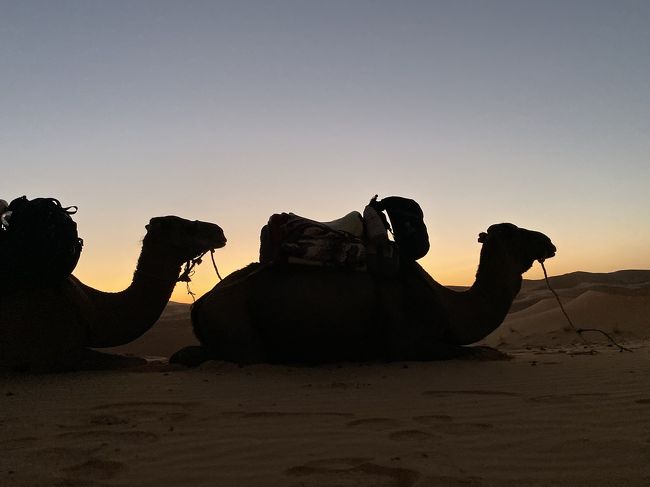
xmin=2 ymin=0 xmax=649 ymax=303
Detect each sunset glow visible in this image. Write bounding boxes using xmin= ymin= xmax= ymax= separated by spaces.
xmin=2 ymin=1 xmax=648 ymax=303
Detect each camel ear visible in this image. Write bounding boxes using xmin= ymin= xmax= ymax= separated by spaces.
xmin=145 ymin=218 xmax=158 ymax=232
xmin=146 ymin=217 xmax=164 ymax=232
xmin=478 ymin=232 xmax=488 ymax=243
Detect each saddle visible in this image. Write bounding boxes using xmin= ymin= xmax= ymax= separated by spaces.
xmin=260 ymin=211 xmax=366 ymax=269
xmin=259 ymin=195 xmax=429 ymax=275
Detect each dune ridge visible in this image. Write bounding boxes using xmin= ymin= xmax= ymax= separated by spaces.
xmin=485 ymin=270 xmax=650 ymax=349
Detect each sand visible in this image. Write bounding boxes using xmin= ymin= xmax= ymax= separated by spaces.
xmin=2 ymin=270 xmax=650 ymax=486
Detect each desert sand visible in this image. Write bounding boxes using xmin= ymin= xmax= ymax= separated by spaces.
xmin=2 ymin=270 xmax=650 ymax=486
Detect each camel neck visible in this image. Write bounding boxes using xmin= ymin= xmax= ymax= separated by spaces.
xmin=122 ymin=243 xmax=182 ymax=324
xmin=434 ymin=247 xmax=523 ymax=345
xmin=470 ymin=262 xmax=522 ymax=322
xmin=80 ymin=242 xmax=183 ymax=348
xmin=133 ymin=244 xmax=183 ymax=284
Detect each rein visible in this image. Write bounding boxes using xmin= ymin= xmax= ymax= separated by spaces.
xmin=179 ymin=249 xmax=223 ymax=301
xmin=135 ymin=249 xmax=223 ymax=302
xmin=538 ymin=260 xmax=632 ymax=353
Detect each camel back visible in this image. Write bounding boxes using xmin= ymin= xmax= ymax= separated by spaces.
xmin=0 ymin=196 xmax=83 ymax=288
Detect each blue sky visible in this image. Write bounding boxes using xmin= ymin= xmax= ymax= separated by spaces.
xmin=2 ymin=1 xmax=649 ymax=300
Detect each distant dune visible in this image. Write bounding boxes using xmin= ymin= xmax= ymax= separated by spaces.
xmin=106 ymin=301 xmax=195 ymax=358
xmin=484 ymin=270 xmax=650 ymax=349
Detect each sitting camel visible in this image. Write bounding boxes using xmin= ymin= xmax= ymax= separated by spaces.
xmin=176 ymin=222 xmax=555 ymax=365
xmin=0 ymin=216 xmax=226 ymax=372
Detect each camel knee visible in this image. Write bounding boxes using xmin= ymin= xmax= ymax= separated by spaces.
xmin=192 ymin=304 xmax=265 ymax=363
xmin=200 ymin=321 xmax=266 ymax=364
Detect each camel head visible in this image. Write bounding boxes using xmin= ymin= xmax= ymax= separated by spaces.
xmin=478 ymin=223 xmax=556 ymax=274
xmin=144 ymin=216 xmax=226 ymax=264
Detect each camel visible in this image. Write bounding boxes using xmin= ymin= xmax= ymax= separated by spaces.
xmin=175 ymin=222 xmax=555 ymax=365
xmin=0 ymin=216 xmax=226 ymax=372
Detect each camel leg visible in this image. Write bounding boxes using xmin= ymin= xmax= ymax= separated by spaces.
xmin=169 ymin=345 xmax=212 ymax=367
xmin=192 ymin=292 xmax=267 ymax=364
xmin=196 ymin=320 xmax=266 ymax=364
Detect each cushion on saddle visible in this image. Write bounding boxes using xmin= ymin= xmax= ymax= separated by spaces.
xmin=258 ymin=195 xmax=428 ymax=272
xmin=316 ymin=211 xmax=364 ymax=237
xmin=259 ymin=212 xmax=366 ymax=269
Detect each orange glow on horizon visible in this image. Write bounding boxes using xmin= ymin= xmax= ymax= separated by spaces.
xmin=74 ymin=240 xmax=646 ymax=305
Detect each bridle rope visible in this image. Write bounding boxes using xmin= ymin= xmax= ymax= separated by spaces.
xmin=210 ymin=249 xmax=223 ymax=281
xmin=178 ymin=249 xmax=223 ymax=301
xmin=539 ymin=260 xmax=632 ymax=353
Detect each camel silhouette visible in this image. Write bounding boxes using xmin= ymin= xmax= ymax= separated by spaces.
xmin=174 ymin=222 xmax=555 ymax=365
xmin=0 ymin=216 xmax=226 ymax=372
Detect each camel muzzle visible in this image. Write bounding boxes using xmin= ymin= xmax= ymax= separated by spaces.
xmin=540 ymin=243 xmax=557 ymax=261
xmin=204 ymin=224 xmax=227 ymax=250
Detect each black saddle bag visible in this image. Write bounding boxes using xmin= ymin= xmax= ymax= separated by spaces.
xmin=0 ymin=196 xmax=83 ymax=287
xmin=370 ymin=196 xmax=429 ymax=261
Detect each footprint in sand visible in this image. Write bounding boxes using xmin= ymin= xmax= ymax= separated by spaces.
xmin=19 ymin=432 xmax=131 ymax=484
xmin=24 ymin=446 xmax=98 ymax=472
xmin=221 ymin=411 xmax=353 ymax=419
xmin=528 ymin=392 xmax=610 ymax=404
xmin=61 ymin=457 xmax=125 ymax=480
xmin=347 ymin=418 xmax=401 ymax=430
xmin=89 ymin=414 xmax=130 ymax=426
xmin=84 ymin=401 xmax=194 ymax=426
xmin=285 ymin=458 xmax=420 ymax=487
xmin=55 ymin=404 xmax=179 ymax=444
xmin=91 ymin=400 xmax=196 ymax=410
xmin=0 ymin=436 xmax=39 ymax=451
xmin=56 ymin=430 xmax=159 ymax=444
xmin=412 ymin=414 xmax=453 ymax=424
xmin=301 ymin=382 xmax=372 ymax=390
xmin=389 ymin=429 xmax=434 ymax=441
xmin=422 ymin=390 xmax=520 ymax=398
xmin=417 ymin=474 xmax=486 ymax=486
xmin=387 ymin=417 xmax=493 ymax=439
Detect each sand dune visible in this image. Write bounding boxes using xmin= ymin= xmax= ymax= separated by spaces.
xmin=522 ymin=269 xmax=650 ymax=292
xmin=3 ymin=270 xmax=650 ymax=486
xmin=484 ymin=270 xmax=650 ymax=350
xmin=485 ymin=291 xmax=650 ymax=349
xmin=106 ymin=306 xmax=197 ymax=359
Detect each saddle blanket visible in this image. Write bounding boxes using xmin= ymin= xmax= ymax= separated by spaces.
xmin=260 ymin=212 xmax=367 ymax=269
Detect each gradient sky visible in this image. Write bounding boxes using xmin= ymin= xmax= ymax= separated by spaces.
xmin=2 ymin=1 xmax=649 ymax=302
